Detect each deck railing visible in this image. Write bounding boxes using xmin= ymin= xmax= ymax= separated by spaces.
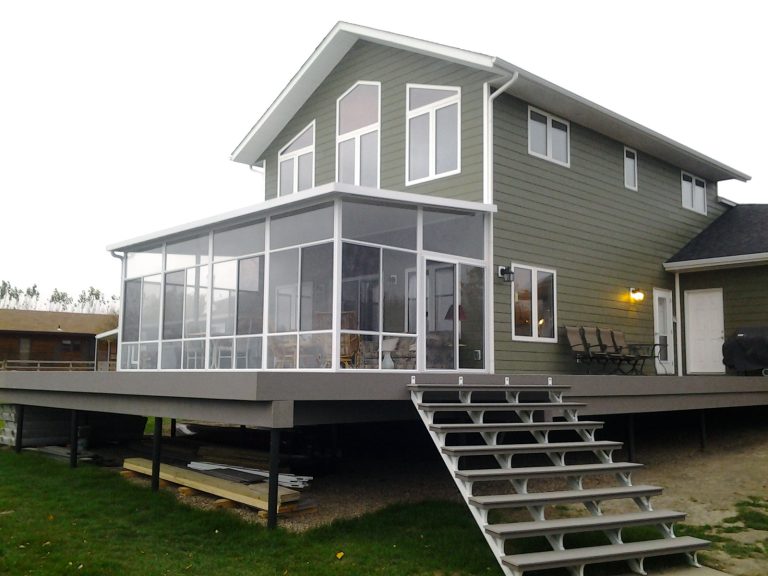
xmin=0 ymin=360 xmax=116 ymax=371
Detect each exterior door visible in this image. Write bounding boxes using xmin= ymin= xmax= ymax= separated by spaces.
xmin=684 ymin=288 xmax=725 ymax=374
xmin=652 ymin=288 xmax=675 ymax=374
xmin=425 ymin=260 xmax=456 ymax=370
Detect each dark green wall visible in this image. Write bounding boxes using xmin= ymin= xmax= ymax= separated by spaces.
xmin=491 ymin=93 xmax=728 ymax=373
xmin=259 ymin=40 xmax=493 ymax=202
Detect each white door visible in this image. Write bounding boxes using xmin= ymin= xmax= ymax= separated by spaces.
xmin=684 ymin=288 xmax=725 ymax=374
xmin=653 ymin=288 xmax=675 ymax=374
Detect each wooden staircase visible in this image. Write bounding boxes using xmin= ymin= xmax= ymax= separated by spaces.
xmin=409 ymin=377 xmax=708 ymax=576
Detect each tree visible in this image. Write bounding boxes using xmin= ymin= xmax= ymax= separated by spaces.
xmin=50 ymin=288 xmax=74 ymax=310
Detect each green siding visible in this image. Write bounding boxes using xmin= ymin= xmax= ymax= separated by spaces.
xmin=492 ymin=94 xmax=728 ymax=373
xmin=679 ymin=266 xmax=768 ymax=373
xmin=260 ymin=40 xmax=492 ymax=202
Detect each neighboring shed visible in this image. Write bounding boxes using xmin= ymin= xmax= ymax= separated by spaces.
xmin=0 ymin=309 xmax=118 ymax=370
xmin=665 ymin=204 xmax=768 ymax=375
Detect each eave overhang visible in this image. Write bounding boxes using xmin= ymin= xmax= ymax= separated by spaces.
xmin=106 ymin=182 xmax=497 ymax=253
xmin=231 ymin=22 xmax=750 ymax=184
xmin=663 ymin=252 xmax=768 ymax=273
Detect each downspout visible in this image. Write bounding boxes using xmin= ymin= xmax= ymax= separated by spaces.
xmin=484 ymin=72 xmax=518 ymax=374
xmin=675 ymin=272 xmax=683 ymax=376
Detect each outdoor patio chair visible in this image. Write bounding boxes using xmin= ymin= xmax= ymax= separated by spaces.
xmin=581 ymin=326 xmax=621 ymax=373
xmin=600 ymin=329 xmax=641 ymax=374
xmin=611 ymin=330 xmax=659 ymax=375
xmin=565 ymin=326 xmax=593 ymax=372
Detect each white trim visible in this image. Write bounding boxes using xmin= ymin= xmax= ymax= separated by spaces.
xmin=684 ymin=288 xmax=725 ymax=375
xmin=527 ymin=105 xmax=570 ymax=168
xmin=483 ymin=81 xmax=490 ymax=205
xmin=108 ymin=182 xmax=496 ymax=252
xmin=277 ymin=121 xmax=315 ymax=197
xmin=509 ymin=262 xmax=558 ymax=343
xmin=624 ymin=146 xmax=638 ymax=191
xmin=405 ymin=84 xmax=461 ymax=186
xmin=652 ymin=287 xmax=674 ymax=375
xmin=335 ymin=81 xmax=380 ymax=188
xmin=681 ymin=171 xmax=707 ymax=215
xmin=664 ymin=251 xmax=768 ymax=272
xmin=674 ymin=272 xmax=683 ymax=377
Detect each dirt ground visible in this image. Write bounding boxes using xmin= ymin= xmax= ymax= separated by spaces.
xmin=122 ymin=409 xmax=768 ymax=576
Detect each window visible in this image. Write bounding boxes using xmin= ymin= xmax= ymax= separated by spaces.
xmin=406 ymin=85 xmax=460 ymax=184
xmin=624 ymin=147 xmax=637 ymax=190
xmin=336 ymin=82 xmax=380 ymax=187
xmin=510 ymin=264 xmax=557 ymax=342
xmin=528 ymin=107 xmax=569 ymax=167
xmin=278 ymin=122 xmax=314 ymax=196
xmin=681 ymin=172 xmax=707 ymax=214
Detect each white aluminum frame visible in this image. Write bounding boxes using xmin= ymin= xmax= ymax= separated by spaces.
xmin=509 ymin=262 xmax=558 ymax=343
xmin=624 ymin=146 xmax=638 ymax=191
xmin=527 ymin=105 xmax=570 ymax=168
xmin=405 ymin=83 xmax=461 ymax=186
xmin=335 ymin=81 xmax=381 ymax=188
xmin=681 ymin=171 xmax=707 ymax=215
xmin=277 ymin=121 xmax=316 ymax=197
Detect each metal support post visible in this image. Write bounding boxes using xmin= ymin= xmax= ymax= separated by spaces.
xmin=69 ymin=410 xmax=79 ymax=468
xmin=626 ymin=414 xmax=636 ymax=462
xmin=170 ymin=418 xmax=177 ymax=439
xmin=267 ymin=428 xmax=281 ymax=529
xmin=14 ymin=405 xmax=25 ymax=454
xmin=699 ymin=410 xmax=707 ymax=451
xmin=151 ymin=417 xmax=162 ymax=492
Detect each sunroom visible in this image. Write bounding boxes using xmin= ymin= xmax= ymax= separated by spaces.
xmin=112 ymin=185 xmax=493 ymax=373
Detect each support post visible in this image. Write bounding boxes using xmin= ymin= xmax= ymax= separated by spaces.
xmin=151 ymin=417 xmax=162 ymax=492
xmin=626 ymin=414 xmax=636 ymax=462
xmin=267 ymin=428 xmax=281 ymax=529
xmin=170 ymin=418 xmax=177 ymax=439
xmin=699 ymin=410 xmax=707 ymax=451
xmin=69 ymin=410 xmax=79 ymax=468
xmin=14 ymin=405 xmax=25 ymax=454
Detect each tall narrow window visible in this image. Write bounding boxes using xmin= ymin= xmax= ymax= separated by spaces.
xmin=528 ymin=107 xmax=570 ymax=167
xmin=336 ymin=82 xmax=380 ymax=187
xmin=511 ymin=264 xmax=557 ymax=342
xmin=624 ymin=147 xmax=638 ymax=190
xmin=406 ymin=85 xmax=460 ymax=184
xmin=681 ymin=172 xmax=707 ymax=214
xmin=278 ymin=122 xmax=315 ymax=196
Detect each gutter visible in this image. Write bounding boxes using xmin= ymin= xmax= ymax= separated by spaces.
xmin=664 ymin=252 xmax=768 ymax=273
xmin=485 ymin=72 xmax=519 ymax=204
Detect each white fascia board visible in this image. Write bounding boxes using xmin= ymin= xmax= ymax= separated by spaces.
xmin=664 ymin=252 xmax=768 ymax=272
xmin=95 ymin=328 xmax=119 ymax=340
xmin=106 ymin=182 xmax=496 ymax=252
xmin=231 ymin=22 xmax=502 ymax=166
xmin=492 ymin=61 xmax=751 ymax=184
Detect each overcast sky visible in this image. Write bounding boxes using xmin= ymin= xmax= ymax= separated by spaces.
xmin=1 ymin=1 xmax=764 ymax=300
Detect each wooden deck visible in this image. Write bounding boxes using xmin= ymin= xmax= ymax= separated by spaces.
xmin=0 ymin=371 xmax=766 ymax=428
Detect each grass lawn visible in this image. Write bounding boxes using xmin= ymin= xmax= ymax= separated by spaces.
xmin=0 ymin=449 xmax=499 ymax=576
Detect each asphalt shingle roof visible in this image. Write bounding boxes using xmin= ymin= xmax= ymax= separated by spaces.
xmin=667 ymin=204 xmax=768 ymax=263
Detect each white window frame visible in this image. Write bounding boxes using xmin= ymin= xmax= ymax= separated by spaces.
xmin=681 ymin=171 xmax=707 ymax=215
xmin=277 ymin=121 xmax=315 ymax=197
xmin=405 ymin=84 xmax=461 ymax=185
xmin=527 ymin=106 xmax=570 ymax=168
xmin=624 ymin=146 xmax=638 ymax=191
xmin=510 ymin=263 xmax=558 ymax=343
xmin=335 ymin=81 xmax=381 ymax=188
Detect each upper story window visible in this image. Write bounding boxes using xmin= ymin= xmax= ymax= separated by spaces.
xmin=278 ymin=122 xmax=315 ymax=196
xmin=624 ymin=147 xmax=638 ymax=190
xmin=681 ymin=172 xmax=707 ymax=214
xmin=336 ymin=82 xmax=380 ymax=188
xmin=510 ymin=263 xmax=557 ymax=343
xmin=406 ymin=84 xmax=460 ymax=185
xmin=528 ymin=106 xmax=570 ymax=167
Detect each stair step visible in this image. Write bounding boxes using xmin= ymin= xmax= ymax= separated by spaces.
xmin=418 ymin=402 xmax=585 ymax=412
xmin=429 ymin=421 xmax=604 ymax=434
xmin=501 ymin=536 xmax=708 ymax=572
xmin=442 ymin=441 xmax=621 ymax=457
xmin=410 ymin=384 xmax=570 ymax=392
xmin=455 ymin=462 xmax=641 ymax=482
xmin=469 ymin=485 xmax=663 ymax=510
xmin=485 ymin=510 xmax=685 ymax=539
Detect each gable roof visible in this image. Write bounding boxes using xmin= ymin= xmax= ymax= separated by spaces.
xmin=231 ymin=22 xmax=750 ymax=184
xmin=665 ymin=204 xmax=768 ymax=271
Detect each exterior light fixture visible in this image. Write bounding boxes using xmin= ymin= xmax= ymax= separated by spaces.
xmin=629 ymin=287 xmax=645 ymax=303
xmin=498 ymin=266 xmax=514 ymax=283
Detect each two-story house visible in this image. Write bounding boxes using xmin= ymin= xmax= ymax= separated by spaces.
xmin=109 ymin=22 xmax=752 ymax=377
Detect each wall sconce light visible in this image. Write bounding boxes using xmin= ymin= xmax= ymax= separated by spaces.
xmin=629 ymin=287 xmax=645 ymax=303
xmin=497 ymin=266 xmax=514 ymax=283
